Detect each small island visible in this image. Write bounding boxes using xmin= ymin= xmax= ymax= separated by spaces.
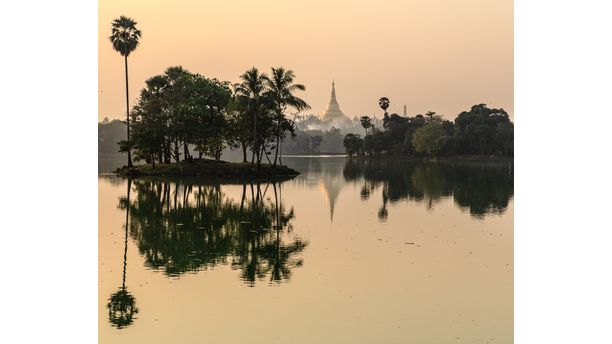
xmin=116 ymin=159 xmax=299 ymax=179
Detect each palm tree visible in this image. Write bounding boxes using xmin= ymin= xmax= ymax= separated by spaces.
xmin=235 ymin=68 xmax=268 ymax=168
xmin=360 ymin=115 xmax=373 ymax=135
xmin=378 ymin=97 xmax=390 ymax=116
xmin=110 ymin=16 xmax=142 ymax=168
xmin=424 ymin=110 xmax=436 ymax=123
xmin=264 ymin=67 xmax=311 ymax=167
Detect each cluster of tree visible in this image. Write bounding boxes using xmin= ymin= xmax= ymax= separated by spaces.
xmin=343 ymin=99 xmax=514 ymax=158
xmin=122 ymin=66 xmax=310 ymax=169
xmin=109 ymin=16 xmax=310 ymax=169
xmin=283 ymin=130 xmax=324 ymax=154
xmin=98 ymin=118 xmax=345 ymax=169
xmin=342 ymin=159 xmax=513 ymax=220
xmin=277 ymin=126 xmax=352 ymax=155
xmin=288 ymin=127 xmax=344 ymax=153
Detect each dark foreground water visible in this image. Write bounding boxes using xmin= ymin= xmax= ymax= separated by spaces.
xmin=99 ymin=156 xmax=513 ymax=343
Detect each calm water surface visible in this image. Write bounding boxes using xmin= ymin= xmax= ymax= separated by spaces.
xmin=99 ymin=157 xmax=513 ymax=343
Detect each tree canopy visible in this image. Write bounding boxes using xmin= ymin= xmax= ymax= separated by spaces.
xmin=123 ymin=66 xmax=309 ymax=169
xmin=344 ymin=99 xmax=513 ymax=158
xmin=109 ymin=16 xmax=141 ymax=57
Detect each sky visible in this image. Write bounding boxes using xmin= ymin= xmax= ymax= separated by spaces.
xmin=99 ymin=0 xmax=513 ymax=122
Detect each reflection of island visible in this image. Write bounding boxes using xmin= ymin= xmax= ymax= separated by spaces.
xmin=343 ymin=159 xmax=513 ymax=220
xmin=108 ymin=179 xmax=138 ymax=329
xmin=123 ymin=179 xmax=307 ymax=286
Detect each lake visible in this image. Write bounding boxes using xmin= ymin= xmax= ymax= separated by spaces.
xmin=99 ymin=156 xmax=513 ymax=343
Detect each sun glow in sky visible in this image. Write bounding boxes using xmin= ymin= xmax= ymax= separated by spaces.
xmin=99 ymin=0 xmax=512 ymax=121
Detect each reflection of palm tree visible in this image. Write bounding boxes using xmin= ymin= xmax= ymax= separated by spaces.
xmin=265 ymin=229 xmax=305 ymax=283
xmin=108 ymin=178 xmax=138 ymax=328
xmin=378 ymin=189 xmax=388 ymax=221
xmin=262 ymin=182 xmax=302 ymax=283
xmin=125 ymin=178 xmax=307 ymax=286
xmin=108 ymin=288 xmax=137 ymax=329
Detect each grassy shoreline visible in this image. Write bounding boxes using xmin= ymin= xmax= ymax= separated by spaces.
xmin=115 ymin=158 xmax=300 ymax=179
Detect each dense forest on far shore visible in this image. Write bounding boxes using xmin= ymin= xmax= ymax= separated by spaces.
xmin=344 ymin=100 xmax=513 ymax=159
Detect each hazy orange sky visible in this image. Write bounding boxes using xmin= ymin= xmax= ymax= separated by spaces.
xmin=99 ymin=0 xmax=512 ymax=122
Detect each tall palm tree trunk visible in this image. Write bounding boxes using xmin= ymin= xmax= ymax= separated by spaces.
xmin=251 ymin=109 xmax=257 ymax=168
xmin=257 ymin=145 xmax=262 ymax=167
xmin=273 ymin=108 xmax=284 ymax=167
xmin=124 ymin=56 xmax=133 ymax=167
xmin=257 ymin=143 xmax=265 ymax=168
xmin=183 ymin=140 xmax=190 ymax=162
xmin=241 ymin=142 xmax=248 ymax=163
xmin=264 ymin=146 xmax=273 ymax=164
xmin=273 ymin=182 xmax=279 ymax=229
xmin=273 ymin=135 xmax=280 ymax=167
xmin=279 ymin=137 xmax=283 ymax=166
xmin=165 ymin=141 xmax=171 ymax=163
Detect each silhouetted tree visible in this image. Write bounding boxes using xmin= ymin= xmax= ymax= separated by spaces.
xmin=378 ymin=97 xmax=390 ymax=115
xmin=226 ymin=90 xmax=253 ymax=162
xmin=343 ymin=133 xmax=363 ymax=157
xmin=360 ymin=116 xmax=373 ymax=135
xmin=110 ymin=16 xmax=141 ymax=168
xmin=236 ymin=68 xmax=270 ymax=168
xmin=454 ymin=104 xmax=511 ymax=155
xmin=346 ymin=102 xmax=512 ymax=158
xmin=496 ymin=122 xmax=514 ymax=157
xmin=412 ymin=122 xmax=450 ymax=157
xmin=264 ymin=67 xmax=311 ymax=167
xmin=128 ymin=67 xmax=231 ymax=164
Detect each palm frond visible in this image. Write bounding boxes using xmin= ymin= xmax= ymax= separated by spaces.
xmin=109 ymin=16 xmax=141 ymax=56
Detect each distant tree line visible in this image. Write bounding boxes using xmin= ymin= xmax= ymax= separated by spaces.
xmin=99 ymin=119 xmax=126 ymax=155
xmin=344 ymin=99 xmax=514 ymax=158
xmin=121 ymin=66 xmax=310 ymax=169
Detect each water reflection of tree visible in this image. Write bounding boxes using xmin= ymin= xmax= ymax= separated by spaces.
xmin=343 ymin=159 xmax=513 ymax=219
xmin=108 ymin=178 xmax=138 ymax=329
xmin=124 ymin=178 xmax=307 ymax=286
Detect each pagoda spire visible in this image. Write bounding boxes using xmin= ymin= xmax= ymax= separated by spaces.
xmin=331 ymin=80 xmax=336 ymax=101
xmin=321 ymin=79 xmax=347 ymax=121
